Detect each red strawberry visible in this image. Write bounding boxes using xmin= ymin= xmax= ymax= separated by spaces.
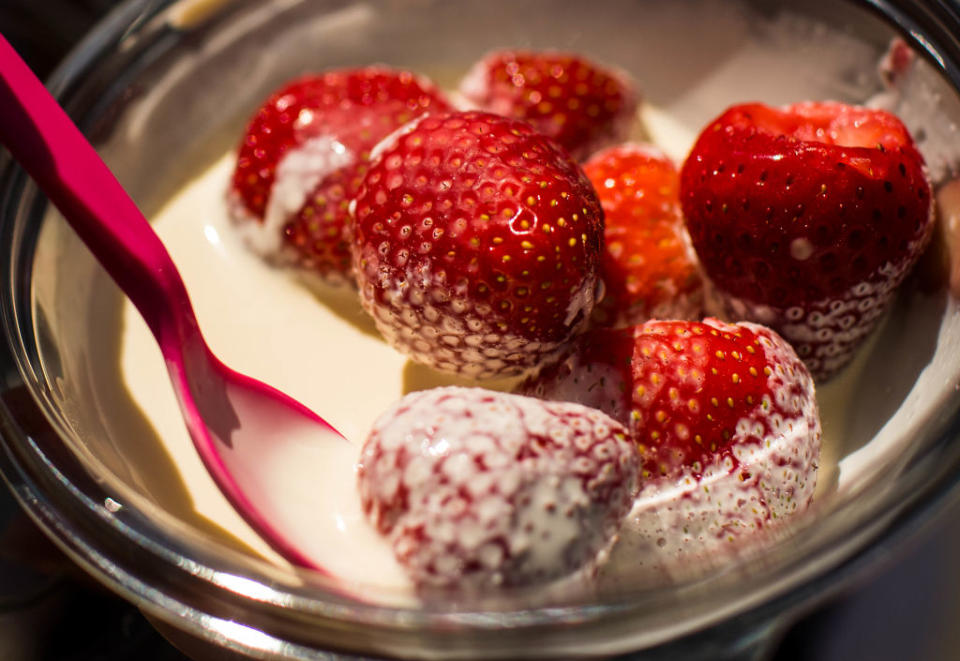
xmin=459 ymin=50 xmax=638 ymax=161
xmin=351 ymin=111 xmax=605 ymax=379
xmin=680 ymin=101 xmax=934 ymax=380
xmin=582 ymin=144 xmax=703 ymax=327
xmin=521 ymin=318 xmax=820 ymax=547
xmin=357 ymin=386 xmax=638 ymax=590
xmin=229 ymin=68 xmax=451 ymax=283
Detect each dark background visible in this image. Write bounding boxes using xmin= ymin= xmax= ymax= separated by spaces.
xmin=2 ymin=1 xmax=960 ymax=659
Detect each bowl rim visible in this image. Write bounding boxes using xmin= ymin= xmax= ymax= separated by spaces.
xmin=2 ymin=0 xmax=960 ymax=658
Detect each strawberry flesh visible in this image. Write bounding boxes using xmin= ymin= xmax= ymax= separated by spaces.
xmin=460 ymin=50 xmax=638 ymax=160
xmin=358 ymin=387 xmax=638 ymax=591
xmin=352 ymin=111 xmax=604 ymax=378
xmin=680 ymin=102 xmax=933 ymax=379
xmin=583 ymin=144 xmax=703 ymax=327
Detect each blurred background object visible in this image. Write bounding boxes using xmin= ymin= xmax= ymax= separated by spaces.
xmin=1 ymin=0 xmax=119 ymax=77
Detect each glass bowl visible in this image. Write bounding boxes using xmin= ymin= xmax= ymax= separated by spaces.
xmin=2 ymin=0 xmax=960 ymax=658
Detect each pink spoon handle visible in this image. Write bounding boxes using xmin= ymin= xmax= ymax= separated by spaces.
xmin=0 ymin=34 xmax=197 ymax=357
xmin=0 ymin=35 xmax=345 ymax=573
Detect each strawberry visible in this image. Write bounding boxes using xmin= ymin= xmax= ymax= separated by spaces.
xmin=521 ymin=318 xmax=821 ymax=547
xmin=351 ymin=111 xmax=605 ymax=379
xmin=582 ymin=143 xmax=703 ymax=327
xmin=357 ymin=386 xmax=638 ymax=590
xmin=228 ymin=68 xmax=451 ymax=283
xmin=680 ymin=101 xmax=934 ymax=380
xmin=459 ymin=50 xmax=638 ymax=161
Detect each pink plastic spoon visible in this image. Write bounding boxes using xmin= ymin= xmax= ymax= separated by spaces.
xmin=0 ymin=34 xmax=344 ymax=572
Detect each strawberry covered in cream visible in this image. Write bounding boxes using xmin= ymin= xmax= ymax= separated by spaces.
xmin=522 ymin=318 xmax=821 ymax=560
xmin=228 ymin=68 xmax=451 ymax=284
xmin=358 ymin=387 xmax=638 ymax=591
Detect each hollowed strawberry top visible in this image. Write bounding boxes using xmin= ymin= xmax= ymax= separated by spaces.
xmin=352 ymin=111 xmax=604 ymax=378
xmin=680 ymin=101 xmax=932 ymax=308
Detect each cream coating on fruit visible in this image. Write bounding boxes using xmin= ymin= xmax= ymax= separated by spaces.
xmin=705 ymin=260 xmax=921 ymax=379
xmin=604 ymin=321 xmax=821 ymax=574
xmin=638 ymin=319 xmax=820 ymax=486
xmin=231 ymin=134 xmax=355 ymax=261
xmin=358 ymin=387 xmax=638 ymax=589
xmin=628 ymin=421 xmax=816 ymax=562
